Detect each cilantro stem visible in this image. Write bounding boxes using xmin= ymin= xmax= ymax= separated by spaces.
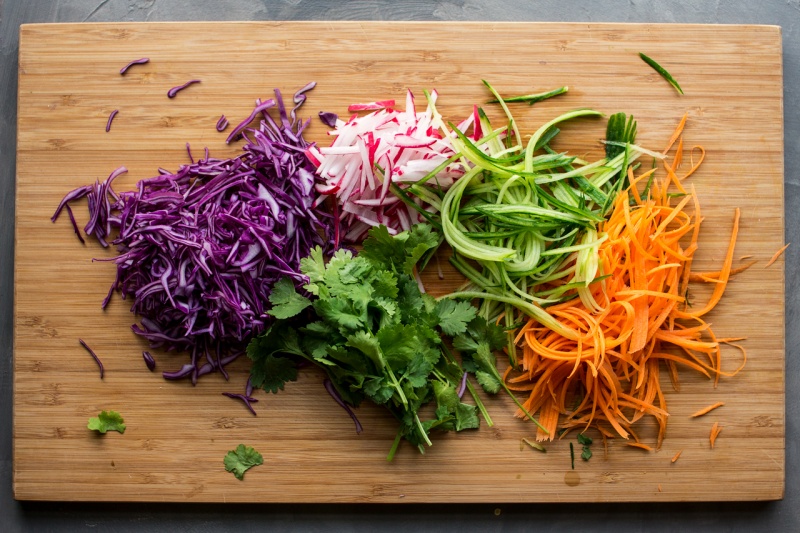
xmin=414 ymin=413 xmax=432 ymax=447
xmin=386 ymin=430 xmax=403 ymax=462
xmin=465 ymin=380 xmax=494 ymax=427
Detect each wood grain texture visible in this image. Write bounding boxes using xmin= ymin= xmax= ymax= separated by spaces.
xmin=14 ymin=21 xmax=784 ymax=503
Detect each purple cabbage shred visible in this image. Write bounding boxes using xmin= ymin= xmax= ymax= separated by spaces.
xmin=106 ymin=109 xmax=119 ymax=132
xmin=142 ymin=351 xmax=156 ymax=371
xmin=119 ymin=57 xmax=149 ymax=75
xmin=324 ymin=378 xmax=363 ymax=434
xmin=221 ymin=392 xmax=259 ymax=416
xmin=79 ymin=339 xmax=105 ymax=379
xmin=167 ymin=79 xmax=201 ymax=98
xmin=216 ymin=115 xmax=229 ymax=132
xmin=318 ymin=111 xmax=338 ymax=128
xmin=54 ymin=86 xmax=334 ymax=383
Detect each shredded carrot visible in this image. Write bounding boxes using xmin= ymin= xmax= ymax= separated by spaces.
xmin=662 ymin=113 xmax=687 ymax=155
xmin=505 ymin=114 xmax=745 ymax=451
xmin=690 ymin=401 xmax=725 ymax=418
xmin=658 ymin=484 xmax=663 ymax=492
xmin=739 ymin=254 xmax=753 ymax=260
xmin=710 ymin=422 xmax=722 ymax=448
xmin=765 ymin=243 xmax=790 ymax=268
xmin=627 ymin=442 xmax=653 ymax=451
xmin=671 ymin=450 xmax=682 ymax=463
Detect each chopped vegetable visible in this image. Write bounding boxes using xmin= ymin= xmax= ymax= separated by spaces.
xmin=105 ymin=109 xmax=118 ymax=132
xmin=221 ymin=392 xmax=259 ymax=416
xmin=64 ymin=204 xmax=85 ymax=244
xmin=216 ymin=115 xmax=228 ymax=132
xmin=142 ymin=351 xmax=156 ymax=371
xmin=765 ymin=243 xmax=790 ymax=268
xmin=569 ymin=442 xmax=575 ymax=469
xmin=639 ymin=52 xmax=684 ymax=95
xmin=79 ymin=339 xmax=104 ymax=379
xmin=119 ymin=57 xmax=149 ymax=75
xmin=671 ymin=450 xmax=683 ymax=463
xmin=87 ymin=410 xmax=126 ymax=434
xmin=324 ymin=378 xmax=363 ymax=434
xmin=308 ymin=89 xmax=465 ymax=241
xmin=224 ymin=444 xmax=263 ymax=480
xmin=54 ymin=87 xmax=333 ymax=382
xmin=504 ymin=117 xmax=745 ymax=449
xmin=247 ymin=224 xmax=486 ymax=459
xmin=690 ymin=402 xmax=725 ymax=418
xmin=521 ymin=437 xmax=546 ymax=452
xmin=487 ymin=86 xmax=568 ymax=105
xmin=167 ymin=79 xmax=201 ymax=98
xmin=710 ymin=422 xmax=722 ymax=448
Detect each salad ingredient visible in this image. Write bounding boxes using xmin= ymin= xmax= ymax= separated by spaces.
xmin=167 ymin=79 xmax=201 ymax=98
xmin=487 ymin=86 xmax=568 ymax=104
xmin=324 ymin=378 xmax=363 ymax=434
xmin=221 ymin=392 xmax=259 ymax=416
xmin=87 ymin=410 xmax=126 ymax=434
xmin=521 ymin=437 xmax=546 ymax=452
xmin=247 ymin=224 xmax=486 ymax=459
xmin=64 ymin=204 xmax=85 ymax=244
xmin=709 ymin=423 xmax=722 ymax=448
xmin=639 ymin=52 xmax=684 ymax=95
xmin=308 ymin=89 xmax=465 ymax=241
xmin=216 ymin=115 xmax=228 ymax=132
xmin=671 ymin=450 xmax=683 ymax=463
xmin=506 ymin=120 xmax=745 ymax=447
xmin=105 ymin=109 xmax=118 ymax=132
xmin=119 ymin=57 xmax=149 ymax=75
xmin=79 ymin=339 xmax=104 ymax=378
xmin=766 ymin=243 xmax=790 ymax=267
xmin=142 ymin=351 xmax=156 ymax=371
xmin=690 ymin=402 xmax=725 ymax=418
xmin=54 ymin=87 xmax=333 ymax=382
xmin=224 ymin=444 xmax=263 ymax=480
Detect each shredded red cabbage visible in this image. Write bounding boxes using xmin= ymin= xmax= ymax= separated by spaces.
xmin=142 ymin=350 xmax=156 ymax=371
xmin=167 ymin=79 xmax=201 ymax=98
xmin=55 ymin=87 xmax=334 ymax=383
xmin=119 ymin=58 xmax=149 ymax=75
xmin=221 ymin=392 xmax=259 ymax=416
xmin=324 ymin=378 xmax=363 ymax=434
xmin=216 ymin=115 xmax=229 ymax=132
xmin=106 ymin=109 xmax=119 ymax=132
xmin=79 ymin=339 xmax=104 ymax=378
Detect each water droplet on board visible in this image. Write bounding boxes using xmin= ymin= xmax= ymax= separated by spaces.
xmin=564 ymin=471 xmax=581 ymax=486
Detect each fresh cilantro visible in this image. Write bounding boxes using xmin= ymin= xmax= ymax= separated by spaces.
xmin=247 ymin=224 xmax=485 ymax=459
xmin=224 ymin=444 xmax=263 ymax=480
xmin=581 ymin=446 xmax=593 ymax=461
xmin=435 ymin=299 xmax=477 ymax=336
xmin=87 ymin=410 xmax=126 ymax=434
xmin=267 ymin=278 xmax=311 ymax=319
xmin=577 ymin=433 xmax=593 ymax=446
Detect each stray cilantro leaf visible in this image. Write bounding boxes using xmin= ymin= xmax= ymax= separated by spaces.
xmin=87 ymin=410 xmax=126 ymax=434
xmin=435 ymin=299 xmax=477 ymax=336
xmin=268 ymin=277 xmax=312 ymax=319
xmin=577 ymin=433 xmax=593 ymax=446
xmin=475 ymin=370 xmax=501 ymax=394
xmin=224 ymin=444 xmax=263 ymax=480
xmin=250 ymin=354 xmax=299 ymax=394
xmin=581 ymin=446 xmax=593 ymax=461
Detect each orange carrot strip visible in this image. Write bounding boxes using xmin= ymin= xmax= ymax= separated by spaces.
xmin=765 ymin=243 xmax=790 ymax=268
xmin=662 ymin=113 xmax=687 ymax=156
xmin=710 ymin=422 xmax=722 ymax=449
xmin=627 ymin=442 xmax=653 ymax=451
xmin=690 ymin=401 xmax=725 ymax=418
xmin=671 ymin=450 xmax=683 ymax=463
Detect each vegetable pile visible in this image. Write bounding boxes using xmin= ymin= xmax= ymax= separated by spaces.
xmin=247 ymin=224 xmax=495 ymax=459
xmin=53 ymin=87 xmax=334 ymax=382
xmin=307 ymin=90 xmax=466 ymax=242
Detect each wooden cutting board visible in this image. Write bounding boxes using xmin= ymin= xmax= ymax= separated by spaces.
xmin=14 ymin=21 xmax=785 ymax=503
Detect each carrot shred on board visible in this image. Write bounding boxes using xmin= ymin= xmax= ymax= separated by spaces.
xmin=765 ymin=243 xmax=790 ymax=268
xmin=505 ymin=114 xmax=746 ymax=451
xmin=671 ymin=450 xmax=683 ymax=463
xmin=627 ymin=442 xmax=654 ymax=451
xmin=710 ymin=422 xmax=722 ymax=448
xmin=691 ymin=401 xmax=725 ymax=418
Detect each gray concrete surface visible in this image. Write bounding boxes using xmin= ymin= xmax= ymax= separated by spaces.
xmin=1 ymin=1 xmax=797 ymax=531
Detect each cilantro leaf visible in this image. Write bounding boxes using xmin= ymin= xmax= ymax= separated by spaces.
xmin=250 ymin=353 xmax=298 ymax=394
xmin=87 ymin=410 xmax=126 ymax=434
xmin=300 ymin=246 xmax=327 ymax=295
xmin=455 ymin=402 xmax=480 ymax=431
xmin=577 ymin=433 xmax=593 ymax=446
xmin=360 ymin=224 xmax=438 ymax=275
xmin=224 ymin=444 xmax=263 ymax=480
xmin=466 ymin=316 xmax=507 ymax=351
xmin=581 ymin=446 xmax=593 ymax=461
xmin=435 ymin=299 xmax=477 ymax=336
xmin=475 ymin=370 xmax=501 ymax=394
xmin=268 ymin=277 xmax=311 ymax=319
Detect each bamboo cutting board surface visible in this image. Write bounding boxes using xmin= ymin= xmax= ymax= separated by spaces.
xmin=14 ymin=22 xmax=784 ymax=503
